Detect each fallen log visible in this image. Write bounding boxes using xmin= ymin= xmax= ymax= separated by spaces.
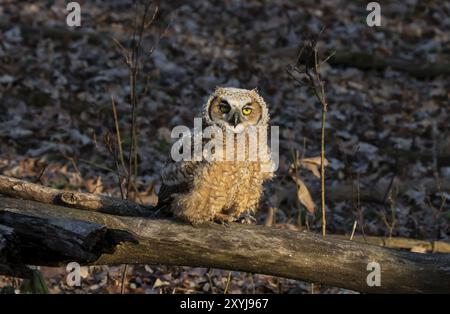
xmin=0 ymin=21 xmax=110 ymax=45
xmin=0 ymin=195 xmax=449 ymax=293
xmin=270 ymin=46 xmax=450 ymax=79
xmin=326 ymin=177 xmax=450 ymax=204
xmin=0 ymin=224 xmax=34 ymax=278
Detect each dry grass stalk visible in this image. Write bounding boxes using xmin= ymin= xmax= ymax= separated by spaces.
xmin=287 ymin=28 xmax=334 ymax=239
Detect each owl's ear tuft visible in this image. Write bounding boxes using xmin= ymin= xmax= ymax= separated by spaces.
xmin=214 ymin=86 xmax=224 ymax=95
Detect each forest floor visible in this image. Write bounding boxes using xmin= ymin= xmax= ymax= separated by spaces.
xmin=0 ymin=0 xmax=449 ymax=293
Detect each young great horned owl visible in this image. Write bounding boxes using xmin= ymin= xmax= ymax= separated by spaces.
xmin=156 ymin=87 xmax=274 ymax=224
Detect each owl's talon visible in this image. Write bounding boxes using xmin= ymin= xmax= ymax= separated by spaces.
xmin=236 ymin=213 xmax=257 ymax=224
xmin=188 ymin=221 xmax=199 ymax=228
xmin=214 ymin=219 xmax=231 ymax=227
xmin=213 ymin=214 xmax=234 ymax=226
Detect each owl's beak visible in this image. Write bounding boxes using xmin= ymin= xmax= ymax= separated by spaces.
xmin=232 ymin=113 xmax=240 ymax=127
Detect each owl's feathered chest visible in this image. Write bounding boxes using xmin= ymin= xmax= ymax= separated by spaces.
xmin=202 ymin=129 xmax=270 ymax=163
xmin=192 ymin=159 xmax=265 ymax=211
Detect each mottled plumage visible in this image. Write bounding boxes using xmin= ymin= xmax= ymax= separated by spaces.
xmin=156 ymin=87 xmax=274 ymax=224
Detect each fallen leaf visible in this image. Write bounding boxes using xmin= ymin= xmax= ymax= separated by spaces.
xmin=153 ymin=278 xmax=170 ymax=289
xmin=291 ymin=174 xmax=316 ymax=213
xmin=86 ymin=176 xmax=103 ymax=194
xmin=298 ymin=156 xmax=329 ymax=178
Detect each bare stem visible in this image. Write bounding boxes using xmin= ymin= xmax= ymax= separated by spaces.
xmin=287 ymin=32 xmax=332 ymax=239
xmin=320 ymin=105 xmax=327 ymax=238
xmin=126 ymin=1 xmax=156 ymax=200
xmin=120 ymin=264 xmax=128 ymax=294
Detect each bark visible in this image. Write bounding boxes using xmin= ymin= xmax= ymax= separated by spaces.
xmin=0 ymin=224 xmax=34 ymax=278
xmin=333 ymin=235 xmax=450 ymax=254
xmin=0 ymin=195 xmax=449 ymax=293
xmin=0 ymin=175 xmax=151 ymax=216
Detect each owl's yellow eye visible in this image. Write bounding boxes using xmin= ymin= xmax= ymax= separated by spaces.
xmin=242 ymin=107 xmax=252 ymax=115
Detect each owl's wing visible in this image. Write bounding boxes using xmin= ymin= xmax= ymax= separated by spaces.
xmin=156 ymin=129 xmax=206 ymax=211
xmin=155 ymin=181 xmax=188 ymax=214
xmin=155 ymin=156 xmax=200 ymax=211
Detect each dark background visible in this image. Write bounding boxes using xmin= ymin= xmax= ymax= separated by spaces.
xmin=0 ymin=0 xmax=448 ymax=293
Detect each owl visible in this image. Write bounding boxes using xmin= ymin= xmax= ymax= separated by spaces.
xmin=155 ymin=87 xmax=274 ymax=224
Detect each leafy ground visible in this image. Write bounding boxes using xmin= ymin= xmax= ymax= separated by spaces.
xmin=0 ymin=0 xmax=449 ymax=293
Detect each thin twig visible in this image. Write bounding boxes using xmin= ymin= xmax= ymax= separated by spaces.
xmin=120 ymin=264 xmax=128 ymax=294
xmin=287 ymin=31 xmax=332 ymax=239
xmin=350 ymin=220 xmax=358 ymax=240
xmin=206 ymin=269 xmax=215 ymax=293
xmin=224 ymin=271 xmax=232 ymax=294
xmin=126 ymin=1 xmax=157 ymax=200
xmin=104 ymin=131 xmax=125 ymax=199
xmin=78 ymin=158 xmax=115 ymax=173
xmin=111 ymin=96 xmax=127 ymax=173
xmin=64 ymin=155 xmax=89 ymax=192
xmin=35 ymin=163 xmax=47 ymax=184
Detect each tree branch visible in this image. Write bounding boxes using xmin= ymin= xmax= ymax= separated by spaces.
xmin=0 ymin=175 xmax=151 ymax=216
xmin=274 ymin=47 xmax=450 ymax=79
xmin=0 ymin=194 xmax=449 ymax=293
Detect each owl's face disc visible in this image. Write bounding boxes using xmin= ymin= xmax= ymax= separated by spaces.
xmin=203 ymin=87 xmax=269 ymax=133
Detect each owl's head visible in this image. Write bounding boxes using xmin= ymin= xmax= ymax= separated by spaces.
xmin=202 ymin=87 xmax=270 ymax=133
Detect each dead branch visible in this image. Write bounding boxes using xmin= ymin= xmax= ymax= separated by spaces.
xmin=0 ymin=193 xmax=449 ymax=293
xmin=272 ymin=47 xmax=450 ymax=79
xmin=0 ymin=175 xmax=151 ymax=216
xmin=0 ymin=21 xmax=107 ymax=45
